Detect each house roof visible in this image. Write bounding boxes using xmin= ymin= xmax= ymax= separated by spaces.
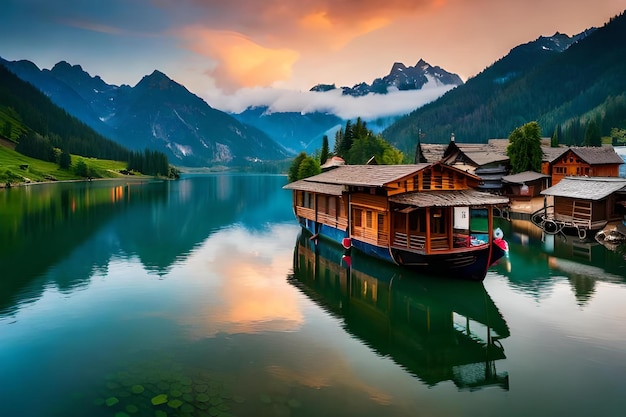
xmin=541 ymin=177 xmax=626 ymax=200
xmin=568 ymin=146 xmax=625 ymax=165
xmin=288 ymin=164 xmax=431 ymax=188
xmin=443 ymin=141 xmax=509 ymax=167
xmin=419 ymin=144 xmax=447 ymax=163
xmin=320 ymin=156 xmax=345 ymax=169
xmin=541 ymin=145 xmax=568 ymax=162
xmin=390 ymin=189 xmax=509 ymax=207
xmin=501 ymin=171 xmax=550 ymax=184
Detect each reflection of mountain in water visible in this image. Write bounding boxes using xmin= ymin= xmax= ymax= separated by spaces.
xmin=0 ymin=175 xmax=292 ymax=315
xmin=288 ymin=231 xmax=510 ymax=391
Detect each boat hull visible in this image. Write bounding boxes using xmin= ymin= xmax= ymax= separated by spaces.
xmin=390 ymin=244 xmax=506 ymax=282
xmin=297 ymin=217 xmax=506 ymax=281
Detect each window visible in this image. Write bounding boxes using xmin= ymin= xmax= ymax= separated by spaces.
xmin=366 ymin=211 xmax=373 ymax=228
xmin=303 ymin=192 xmax=310 ymax=208
xmin=329 ymin=197 xmax=336 ymax=216
xmin=353 ymin=208 xmax=363 ymax=227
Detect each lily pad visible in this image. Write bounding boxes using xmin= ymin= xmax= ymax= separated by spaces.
xmin=168 ymin=399 xmax=183 ymax=409
xmin=131 ymin=385 xmax=145 ymax=394
xmin=155 ymin=411 xmax=167 ymax=417
xmin=93 ymin=397 xmax=105 ymax=406
xmin=114 ymin=413 xmax=130 ymax=417
xmin=125 ymin=404 xmax=139 ymax=414
xmin=151 ymin=394 xmax=168 ymax=406
xmin=259 ymin=394 xmax=272 ymax=404
xmin=105 ymin=397 xmax=119 ymax=407
xmin=196 ymin=393 xmax=210 ymax=403
xmin=233 ymin=395 xmax=245 ymax=404
xmin=169 ymin=389 xmax=182 ymax=398
xmin=210 ymin=397 xmax=223 ymax=406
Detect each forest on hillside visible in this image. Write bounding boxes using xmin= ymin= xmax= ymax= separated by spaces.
xmin=383 ymin=11 xmax=626 ymax=151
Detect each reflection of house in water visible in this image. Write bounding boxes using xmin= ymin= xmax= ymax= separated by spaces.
xmin=289 ymin=232 xmax=510 ymax=391
xmin=493 ymin=219 xmax=626 ymax=305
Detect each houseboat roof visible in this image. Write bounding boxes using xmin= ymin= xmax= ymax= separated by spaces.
xmin=283 ymin=179 xmax=346 ymax=196
xmin=288 ymin=164 xmax=432 ymax=188
xmin=541 ymin=176 xmax=626 ymax=200
xmin=501 ymin=171 xmax=550 ymax=184
xmin=390 ymin=189 xmax=509 ymax=207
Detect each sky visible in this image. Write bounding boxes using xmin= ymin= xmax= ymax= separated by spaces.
xmin=2 ymin=0 xmax=625 ymax=119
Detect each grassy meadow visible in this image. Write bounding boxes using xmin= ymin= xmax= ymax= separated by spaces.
xmin=0 ymin=142 xmax=132 ymax=186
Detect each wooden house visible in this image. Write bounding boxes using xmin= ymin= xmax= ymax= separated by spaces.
xmin=439 ymin=138 xmax=510 ymax=191
xmin=501 ymin=171 xmax=551 ymax=199
xmin=535 ymin=177 xmax=626 ymax=238
xmin=541 ymin=146 xmax=624 ymax=185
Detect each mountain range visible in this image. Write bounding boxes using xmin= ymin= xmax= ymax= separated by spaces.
xmin=310 ymin=59 xmax=463 ymax=96
xmin=2 ymin=10 xmax=625 ymax=167
xmin=0 ymin=59 xmax=291 ymax=167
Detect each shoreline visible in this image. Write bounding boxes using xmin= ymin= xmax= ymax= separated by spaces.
xmin=1 ymin=174 xmax=158 ymax=189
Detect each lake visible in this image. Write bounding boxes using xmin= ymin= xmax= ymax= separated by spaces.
xmin=1 ymin=174 xmax=625 ymax=417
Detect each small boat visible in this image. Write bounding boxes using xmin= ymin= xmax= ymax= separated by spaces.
xmin=595 ymin=219 xmax=626 ymax=253
xmin=284 ymin=162 xmax=509 ymax=281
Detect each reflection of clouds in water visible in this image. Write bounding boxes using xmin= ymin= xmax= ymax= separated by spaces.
xmin=180 ymin=223 xmax=303 ymax=337
xmin=266 ymin=363 xmax=393 ymax=406
xmin=179 ymin=223 xmax=397 ymax=406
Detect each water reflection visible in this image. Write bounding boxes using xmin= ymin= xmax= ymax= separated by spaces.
xmin=0 ymin=175 xmax=292 ymax=318
xmin=289 ymin=231 xmax=510 ymax=391
xmin=492 ymin=219 xmax=626 ymax=303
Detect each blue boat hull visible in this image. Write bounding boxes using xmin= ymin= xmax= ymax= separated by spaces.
xmin=297 ymin=217 xmax=506 ymax=281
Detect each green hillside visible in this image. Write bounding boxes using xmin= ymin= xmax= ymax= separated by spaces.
xmin=0 ymin=141 xmax=130 ymax=186
xmin=384 ymin=10 xmax=626 ymax=151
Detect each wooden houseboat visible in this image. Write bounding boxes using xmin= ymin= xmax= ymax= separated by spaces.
xmin=531 ymin=176 xmax=626 ymax=239
xmin=284 ymin=163 xmax=510 ymax=281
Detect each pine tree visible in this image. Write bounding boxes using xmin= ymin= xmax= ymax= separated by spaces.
xmin=320 ymin=135 xmax=330 ymax=165
xmin=551 ymin=126 xmax=560 ymax=147
xmin=59 ymin=149 xmax=72 ymax=169
xmin=584 ymin=119 xmax=602 ymax=146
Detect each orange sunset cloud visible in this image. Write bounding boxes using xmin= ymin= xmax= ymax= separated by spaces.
xmin=180 ymin=27 xmax=299 ymax=91
xmin=175 ymin=1 xmax=440 ymax=90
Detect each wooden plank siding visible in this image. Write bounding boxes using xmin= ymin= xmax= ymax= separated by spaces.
xmin=294 ymin=191 xmax=349 ymax=231
xmin=350 ymin=193 xmax=389 ymax=247
xmin=385 ymin=165 xmax=472 ymax=196
xmin=553 ymin=196 xmax=609 ymax=229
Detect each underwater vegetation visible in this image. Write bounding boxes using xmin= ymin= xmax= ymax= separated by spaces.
xmin=88 ymin=355 xmax=302 ymax=417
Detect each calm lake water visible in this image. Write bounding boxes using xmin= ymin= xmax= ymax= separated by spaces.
xmin=1 ymin=174 xmax=626 ymax=417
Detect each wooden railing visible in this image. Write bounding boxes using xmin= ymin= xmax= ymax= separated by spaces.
xmin=295 ymin=206 xmax=349 ymax=230
xmin=392 ymin=232 xmax=451 ymax=251
xmin=393 ymin=232 xmax=426 ymax=250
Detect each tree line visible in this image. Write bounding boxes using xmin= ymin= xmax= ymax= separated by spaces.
xmin=288 ymin=117 xmax=404 ymax=182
